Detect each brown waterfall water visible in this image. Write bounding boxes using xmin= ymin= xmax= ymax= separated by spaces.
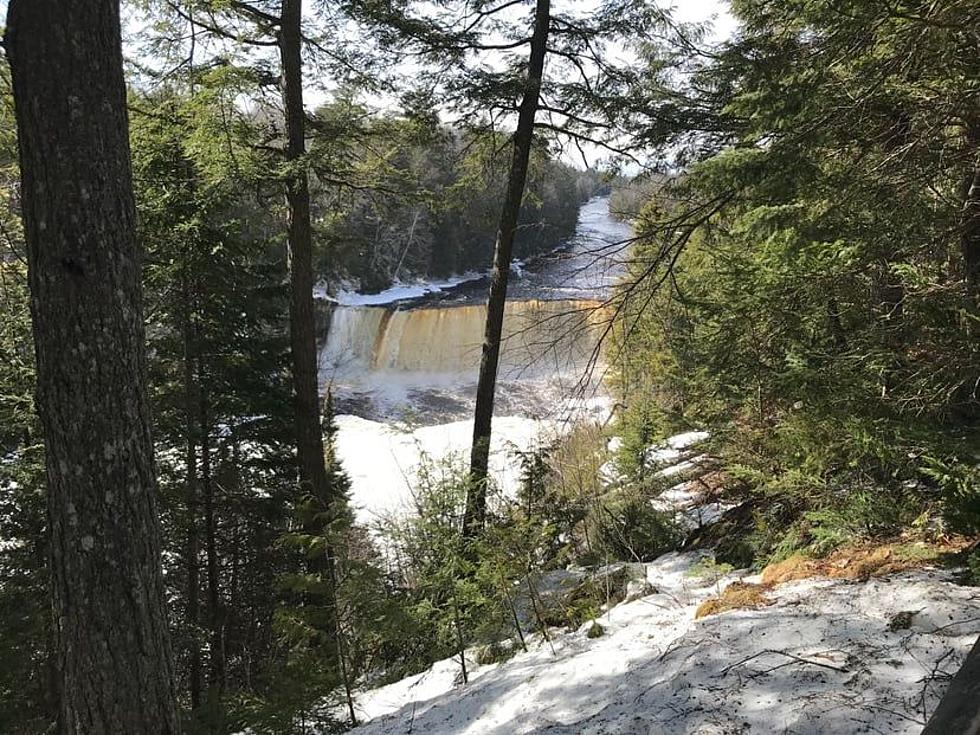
xmin=322 ymin=298 xmax=606 ymax=379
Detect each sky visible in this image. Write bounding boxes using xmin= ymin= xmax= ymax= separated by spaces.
xmin=0 ymin=0 xmax=737 ymax=169
xmin=674 ymin=0 xmax=737 ymax=43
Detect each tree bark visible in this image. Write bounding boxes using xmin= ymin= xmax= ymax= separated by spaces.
xmin=921 ymin=634 xmax=980 ymax=735
xmin=279 ymin=0 xmax=333 ymax=507
xmin=182 ymin=270 xmax=203 ymax=712
xmin=961 ymin=120 xmax=980 ymax=302
xmin=4 ymin=1 xmax=179 ymax=732
xmin=278 ymin=0 xmax=342 ymax=664
xmin=466 ymin=0 xmax=550 ymax=535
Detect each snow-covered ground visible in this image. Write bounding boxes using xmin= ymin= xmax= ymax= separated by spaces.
xmin=339 ymin=430 xmax=978 ymax=734
xmin=316 ymin=273 xmax=484 ymax=307
xmin=348 ymin=552 xmax=979 ymax=734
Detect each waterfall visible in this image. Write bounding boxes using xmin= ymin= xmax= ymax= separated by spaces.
xmin=320 ymin=299 xmax=606 ymax=381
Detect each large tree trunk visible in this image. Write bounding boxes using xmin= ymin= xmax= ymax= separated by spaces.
xmin=921 ymin=634 xmax=980 ymax=735
xmin=466 ymin=0 xmax=550 ymax=536
xmin=279 ymin=0 xmax=332 ymax=507
xmin=4 ymin=1 xmax=179 ymax=732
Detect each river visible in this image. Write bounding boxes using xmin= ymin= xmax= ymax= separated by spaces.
xmin=321 ymin=196 xmax=631 ymax=527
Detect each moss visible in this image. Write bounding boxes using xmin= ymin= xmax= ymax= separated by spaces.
xmin=887 ymin=611 xmax=916 ymax=631
xmin=586 ymin=622 xmax=604 ymax=638
xmin=685 ymin=557 xmax=734 ymax=582
xmin=475 ymin=640 xmax=516 ymax=665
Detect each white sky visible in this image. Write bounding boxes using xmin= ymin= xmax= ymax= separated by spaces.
xmin=0 ymin=0 xmax=736 ymax=169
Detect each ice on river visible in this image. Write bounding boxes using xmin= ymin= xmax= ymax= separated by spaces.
xmin=337 ymin=414 xmax=555 ymax=528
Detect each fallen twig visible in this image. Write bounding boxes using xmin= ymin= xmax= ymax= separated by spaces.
xmin=719 ymin=648 xmax=850 ymax=676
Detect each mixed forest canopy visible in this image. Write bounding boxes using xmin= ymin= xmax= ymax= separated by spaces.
xmin=0 ymin=0 xmax=978 ymax=733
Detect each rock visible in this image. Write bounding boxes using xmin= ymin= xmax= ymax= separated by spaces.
xmin=625 ymin=579 xmax=658 ymax=602
xmin=888 ymin=611 xmax=917 ymax=631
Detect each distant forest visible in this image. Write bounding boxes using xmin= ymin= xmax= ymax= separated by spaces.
xmin=306 ymin=98 xmax=603 ymax=292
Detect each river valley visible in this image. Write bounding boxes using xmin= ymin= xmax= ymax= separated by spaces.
xmin=319 ymin=196 xmax=631 ymax=527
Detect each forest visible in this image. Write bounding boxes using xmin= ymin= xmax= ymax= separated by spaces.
xmin=0 ymin=0 xmax=978 ymax=733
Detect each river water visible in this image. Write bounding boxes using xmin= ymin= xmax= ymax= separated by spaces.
xmin=322 ymin=196 xmax=631 ymax=526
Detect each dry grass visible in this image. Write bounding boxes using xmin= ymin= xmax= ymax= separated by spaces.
xmin=761 ymin=538 xmax=973 ymax=586
xmin=695 ymin=581 xmax=772 ymax=619
xmin=695 ymin=537 xmax=973 ymax=621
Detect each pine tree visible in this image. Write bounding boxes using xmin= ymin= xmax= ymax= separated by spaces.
xmin=132 ymin=79 xmax=300 ymax=726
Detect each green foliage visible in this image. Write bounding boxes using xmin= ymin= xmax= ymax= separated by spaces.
xmin=611 ymin=0 xmax=980 ymax=561
xmin=583 ymin=488 xmax=680 ymax=564
xmin=803 ymin=490 xmax=924 ymax=557
xmin=685 ymin=557 xmax=735 ymax=582
xmin=920 ymin=457 xmax=980 ymax=535
xmin=306 ymin=102 xmax=594 ymax=292
xmin=966 ymin=547 xmax=980 ymax=586
xmin=131 ymin=79 xmax=309 ymax=728
xmin=0 ymin=261 xmax=53 ymax=733
xmin=379 ymin=455 xmax=504 ymax=678
xmin=515 ymin=424 xmax=681 ymax=566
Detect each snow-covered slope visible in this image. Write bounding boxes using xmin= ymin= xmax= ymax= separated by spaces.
xmin=349 ymin=553 xmax=978 ymax=734
xmin=342 ymin=430 xmax=978 ymax=734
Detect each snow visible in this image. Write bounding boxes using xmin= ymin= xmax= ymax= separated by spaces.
xmin=656 ymin=452 xmax=711 ymax=479
xmin=348 ymin=555 xmax=980 ymax=734
xmin=654 ymin=477 xmax=737 ymax=531
xmin=666 ymin=430 xmax=711 ymax=450
xmin=315 ymin=273 xmax=484 ymax=307
xmin=644 ymin=432 xmax=710 ymax=470
xmin=335 ymin=414 xmax=557 ymax=528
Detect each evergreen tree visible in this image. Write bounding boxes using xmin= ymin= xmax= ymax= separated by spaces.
xmin=0 ymin=63 xmax=54 ymax=730
xmin=132 ymin=78 xmax=302 ymax=728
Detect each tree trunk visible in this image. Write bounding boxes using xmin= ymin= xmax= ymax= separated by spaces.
xmin=183 ymin=271 xmax=203 ymax=712
xmin=961 ymin=120 xmax=980 ymax=301
xmin=466 ymin=0 xmax=550 ymax=535
xmin=279 ymin=0 xmax=332 ymax=507
xmin=200 ymin=386 xmax=225 ymax=718
xmin=4 ymin=1 xmax=179 ymax=732
xmin=921 ymin=634 xmax=980 ymax=735
xmin=278 ymin=0 xmax=342 ymax=651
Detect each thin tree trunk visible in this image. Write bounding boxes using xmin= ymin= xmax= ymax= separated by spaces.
xmin=279 ymin=0 xmax=332 ymax=507
xmin=183 ymin=271 xmax=203 ymax=712
xmin=200 ymin=387 xmax=225 ymax=717
xmin=921 ymin=634 xmax=980 ymax=735
xmin=451 ymin=588 xmax=469 ymax=684
xmin=5 ymin=1 xmax=179 ymax=731
xmin=961 ymin=121 xmax=980 ymax=302
xmin=278 ymin=0 xmax=341 ymax=658
xmin=326 ymin=551 xmax=358 ymax=725
xmin=466 ymin=0 xmax=551 ymax=536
